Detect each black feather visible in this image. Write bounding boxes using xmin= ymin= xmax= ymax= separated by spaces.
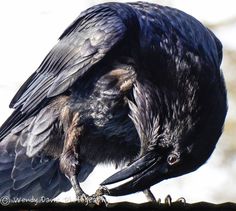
xmin=0 ymin=1 xmax=227 ymax=201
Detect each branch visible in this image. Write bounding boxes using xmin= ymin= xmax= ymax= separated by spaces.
xmin=0 ymin=201 xmax=235 ymax=211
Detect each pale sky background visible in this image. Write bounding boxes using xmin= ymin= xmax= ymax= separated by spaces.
xmin=0 ymin=0 xmax=235 ymax=204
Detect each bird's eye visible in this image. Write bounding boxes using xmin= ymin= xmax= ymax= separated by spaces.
xmin=167 ymin=153 xmax=179 ymax=165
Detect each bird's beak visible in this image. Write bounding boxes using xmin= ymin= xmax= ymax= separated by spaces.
xmin=101 ymin=152 xmax=168 ymax=196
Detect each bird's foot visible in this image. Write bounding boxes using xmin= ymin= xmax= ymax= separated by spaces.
xmin=176 ymin=197 xmax=186 ymax=205
xmin=164 ymin=195 xmax=172 ymax=206
xmin=157 ymin=198 xmax=161 ymax=204
xmin=89 ymin=195 xmax=108 ymax=206
xmin=95 ymin=186 xmax=110 ymax=196
xmin=76 ymin=192 xmax=107 ymax=206
xmin=164 ymin=195 xmax=186 ymax=206
xmin=87 ymin=186 xmax=109 ymax=206
xmin=76 ymin=193 xmax=90 ymax=205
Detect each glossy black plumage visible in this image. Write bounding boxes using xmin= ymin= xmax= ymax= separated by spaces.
xmin=0 ymin=2 xmax=227 ymax=203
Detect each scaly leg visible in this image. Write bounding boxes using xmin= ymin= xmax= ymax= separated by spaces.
xmin=59 ymin=112 xmax=106 ymax=205
xmin=59 ymin=112 xmax=89 ymax=203
xmin=143 ymin=188 xmax=158 ymax=202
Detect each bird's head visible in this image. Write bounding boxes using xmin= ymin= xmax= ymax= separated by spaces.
xmin=101 ymin=78 xmax=227 ymax=196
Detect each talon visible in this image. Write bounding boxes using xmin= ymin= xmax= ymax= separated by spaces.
xmin=95 ymin=186 xmax=110 ymax=196
xmin=76 ymin=192 xmax=108 ymax=206
xmin=77 ymin=193 xmax=89 ymax=205
xmin=164 ymin=195 xmax=172 ymax=206
xmin=94 ymin=196 xmax=108 ymax=206
xmin=143 ymin=188 xmax=156 ymax=202
xmin=177 ymin=197 xmax=186 ymax=204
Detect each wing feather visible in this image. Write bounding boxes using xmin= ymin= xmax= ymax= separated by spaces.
xmin=11 ymin=7 xmax=126 ymax=111
xmin=0 ymin=3 xmax=131 ymax=140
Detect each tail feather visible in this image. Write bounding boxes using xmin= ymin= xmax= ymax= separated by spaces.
xmin=0 ymin=136 xmax=16 ymax=196
xmin=0 ymin=109 xmax=24 ymax=141
xmin=0 ymin=104 xmax=41 ymax=141
xmin=0 ymin=98 xmax=96 ymax=199
xmin=0 ymin=124 xmax=71 ymax=199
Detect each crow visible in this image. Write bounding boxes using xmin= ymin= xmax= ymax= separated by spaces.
xmin=0 ymin=1 xmax=227 ymax=205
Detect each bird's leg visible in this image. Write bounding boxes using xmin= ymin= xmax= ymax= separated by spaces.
xmin=59 ymin=113 xmax=89 ymax=204
xmin=143 ymin=188 xmax=158 ymax=202
xmin=70 ymin=175 xmax=89 ymax=204
xmin=60 ymin=112 xmax=107 ymax=205
xmin=91 ymin=186 xmax=109 ymax=205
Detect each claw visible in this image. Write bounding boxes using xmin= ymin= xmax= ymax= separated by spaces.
xmin=93 ymin=196 xmax=108 ymax=206
xmin=76 ymin=192 xmax=108 ymax=206
xmin=164 ymin=195 xmax=172 ymax=206
xmin=89 ymin=186 xmax=109 ymax=206
xmin=95 ymin=186 xmax=110 ymax=196
xmin=177 ymin=197 xmax=186 ymax=205
xmin=77 ymin=193 xmax=89 ymax=205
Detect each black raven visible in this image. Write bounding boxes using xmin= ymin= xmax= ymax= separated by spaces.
xmin=0 ymin=1 xmax=227 ymax=204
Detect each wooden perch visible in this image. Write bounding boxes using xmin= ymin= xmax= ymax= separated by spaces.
xmin=0 ymin=201 xmax=235 ymax=211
